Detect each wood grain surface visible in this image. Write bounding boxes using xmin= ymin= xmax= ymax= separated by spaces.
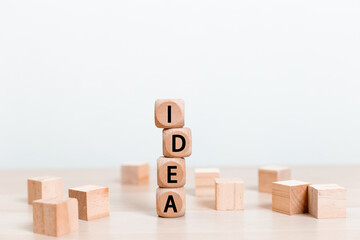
xmin=0 ymin=166 xmax=360 ymax=240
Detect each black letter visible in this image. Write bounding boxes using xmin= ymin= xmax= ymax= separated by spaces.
xmin=168 ymin=105 xmax=171 ymax=123
xmin=167 ymin=166 xmax=177 ymax=183
xmin=172 ymin=135 xmax=186 ymax=152
xmin=164 ymin=195 xmax=177 ymax=213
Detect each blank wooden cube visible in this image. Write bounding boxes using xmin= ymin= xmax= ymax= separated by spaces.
xmin=195 ymin=168 xmax=220 ymax=197
xmin=156 ymin=187 xmax=186 ymax=218
xmin=258 ymin=166 xmax=291 ymax=193
xmin=272 ymin=180 xmax=311 ymax=215
xmin=157 ymin=157 xmax=186 ymax=188
xmin=33 ymin=198 xmax=78 ymax=237
xmin=163 ymin=128 xmax=192 ymax=158
xmin=215 ymin=178 xmax=244 ymax=211
xmin=121 ymin=162 xmax=149 ymax=185
xmin=155 ymin=99 xmax=185 ymax=128
xmin=27 ymin=176 xmax=63 ymax=204
xmin=68 ymin=185 xmax=110 ymax=221
xmin=308 ymin=184 xmax=346 ymax=219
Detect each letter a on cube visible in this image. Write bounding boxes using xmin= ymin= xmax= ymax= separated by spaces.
xmin=156 ymin=188 xmax=185 ymax=218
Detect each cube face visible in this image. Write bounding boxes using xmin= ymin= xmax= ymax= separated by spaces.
xmin=27 ymin=176 xmax=63 ymax=204
xmin=258 ymin=166 xmax=291 ymax=193
xmin=308 ymin=184 xmax=346 ymax=219
xmin=215 ymin=178 xmax=244 ymax=211
xmin=163 ymin=128 xmax=192 ymax=158
xmin=155 ymin=99 xmax=184 ymax=128
xmin=121 ymin=162 xmax=149 ymax=185
xmin=69 ymin=185 xmax=110 ymax=221
xmin=195 ymin=168 xmax=220 ymax=197
xmin=156 ymin=187 xmax=185 ymax=218
xmin=157 ymin=157 xmax=186 ymax=188
xmin=272 ymin=180 xmax=310 ymax=215
xmin=33 ymin=198 xmax=78 ymax=237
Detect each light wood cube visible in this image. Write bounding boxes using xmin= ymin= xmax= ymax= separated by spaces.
xmin=157 ymin=157 xmax=186 ymax=188
xmin=195 ymin=168 xmax=220 ymax=197
xmin=33 ymin=198 xmax=78 ymax=237
xmin=163 ymin=128 xmax=192 ymax=158
xmin=156 ymin=187 xmax=185 ymax=218
xmin=258 ymin=166 xmax=291 ymax=193
xmin=215 ymin=178 xmax=244 ymax=211
xmin=155 ymin=99 xmax=185 ymax=128
xmin=27 ymin=176 xmax=63 ymax=204
xmin=308 ymin=184 xmax=346 ymax=219
xmin=68 ymin=185 xmax=110 ymax=221
xmin=272 ymin=180 xmax=311 ymax=215
xmin=121 ymin=162 xmax=149 ymax=185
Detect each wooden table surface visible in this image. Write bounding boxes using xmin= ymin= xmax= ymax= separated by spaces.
xmin=1 ymin=166 xmax=360 ymax=240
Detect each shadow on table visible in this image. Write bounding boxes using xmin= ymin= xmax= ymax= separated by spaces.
xmin=20 ymin=223 xmax=33 ymax=233
xmin=196 ymin=198 xmax=214 ymax=210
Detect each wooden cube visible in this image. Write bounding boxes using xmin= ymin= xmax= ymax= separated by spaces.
xmin=195 ymin=168 xmax=220 ymax=197
xmin=68 ymin=185 xmax=110 ymax=221
xmin=156 ymin=187 xmax=186 ymax=218
xmin=155 ymin=99 xmax=185 ymax=128
xmin=163 ymin=128 xmax=192 ymax=158
xmin=258 ymin=166 xmax=291 ymax=193
xmin=308 ymin=184 xmax=346 ymax=219
xmin=33 ymin=198 xmax=78 ymax=237
xmin=27 ymin=176 xmax=63 ymax=204
xmin=157 ymin=157 xmax=186 ymax=188
xmin=121 ymin=162 xmax=149 ymax=185
xmin=215 ymin=178 xmax=244 ymax=211
xmin=272 ymin=180 xmax=311 ymax=215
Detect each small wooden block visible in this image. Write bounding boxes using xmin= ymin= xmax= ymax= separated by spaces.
xmin=258 ymin=166 xmax=291 ymax=193
xmin=308 ymin=184 xmax=346 ymax=219
xmin=195 ymin=187 xmax=215 ymax=197
xmin=163 ymin=128 xmax=192 ymax=158
xmin=157 ymin=157 xmax=186 ymax=188
xmin=272 ymin=180 xmax=311 ymax=215
xmin=156 ymin=187 xmax=186 ymax=218
xmin=215 ymin=178 xmax=244 ymax=211
xmin=33 ymin=198 xmax=78 ymax=237
xmin=68 ymin=185 xmax=110 ymax=221
xmin=195 ymin=168 xmax=220 ymax=197
xmin=155 ymin=99 xmax=185 ymax=128
xmin=195 ymin=168 xmax=220 ymax=187
xmin=27 ymin=176 xmax=63 ymax=204
xmin=121 ymin=162 xmax=149 ymax=185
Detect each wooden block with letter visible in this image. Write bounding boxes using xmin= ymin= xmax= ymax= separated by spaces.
xmin=308 ymin=184 xmax=346 ymax=219
xmin=27 ymin=176 xmax=63 ymax=204
xmin=215 ymin=178 xmax=244 ymax=211
xmin=33 ymin=198 xmax=78 ymax=237
xmin=68 ymin=185 xmax=110 ymax=221
xmin=121 ymin=162 xmax=149 ymax=185
xmin=155 ymin=99 xmax=184 ymax=128
xmin=163 ymin=128 xmax=192 ymax=158
xmin=258 ymin=166 xmax=291 ymax=193
xmin=195 ymin=168 xmax=220 ymax=197
xmin=272 ymin=180 xmax=311 ymax=215
xmin=156 ymin=187 xmax=186 ymax=218
xmin=157 ymin=157 xmax=186 ymax=188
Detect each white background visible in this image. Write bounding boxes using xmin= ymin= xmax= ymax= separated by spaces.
xmin=1 ymin=0 xmax=359 ymax=168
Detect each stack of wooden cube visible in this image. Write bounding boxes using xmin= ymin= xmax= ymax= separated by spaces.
xmin=154 ymin=99 xmax=192 ymax=218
